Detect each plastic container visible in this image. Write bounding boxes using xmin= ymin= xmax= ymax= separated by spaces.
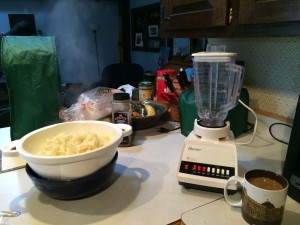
xmin=192 ymin=52 xmax=244 ymax=127
xmin=112 ymin=93 xmax=132 ymax=146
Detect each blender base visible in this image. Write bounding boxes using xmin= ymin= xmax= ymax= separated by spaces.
xmin=179 ymin=181 xmax=237 ymax=195
xmin=177 ymin=125 xmax=238 ymax=193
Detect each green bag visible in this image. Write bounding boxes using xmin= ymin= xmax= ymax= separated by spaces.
xmin=1 ymin=36 xmax=62 ymax=140
xmin=178 ymin=89 xmax=198 ymax=137
xmin=178 ymin=88 xmax=249 ymax=137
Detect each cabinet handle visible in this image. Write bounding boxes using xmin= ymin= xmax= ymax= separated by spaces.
xmin=255 ymin=0 xmax=276 ymax=4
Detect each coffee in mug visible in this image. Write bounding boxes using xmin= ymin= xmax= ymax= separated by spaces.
xmin=224 ymin=169 xmax=289 ymax=225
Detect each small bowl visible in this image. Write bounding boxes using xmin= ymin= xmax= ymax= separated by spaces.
xmin=26 ymin=152 xmax=118 ymax=200
xmin=131 ymin=101 xmax=168 ymax=130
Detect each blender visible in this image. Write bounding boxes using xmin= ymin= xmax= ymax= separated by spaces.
xmin=177 ymin=50 xmax=245 ymax=193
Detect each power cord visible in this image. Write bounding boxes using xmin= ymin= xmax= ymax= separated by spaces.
xmin=245 ymin=122 xmax=255 ymax=133
xmin=157 ymin=126 xmax=181 ymax=133
xmin=269 ymin=123 xmax=292 ymax=145
xmin=236 ymin=99 xmax=258 ymax=145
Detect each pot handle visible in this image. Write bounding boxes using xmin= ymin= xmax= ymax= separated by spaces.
xmin=2 ymin=140 xmax=19 ymax=157
xmin=115 ymin=124 xmax=132 ymax=137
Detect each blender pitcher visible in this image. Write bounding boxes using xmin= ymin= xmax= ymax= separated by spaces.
xmin=192 ymin=52 xmax=245 ymax=128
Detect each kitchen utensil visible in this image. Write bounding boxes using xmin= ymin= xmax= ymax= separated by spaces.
xmin=3 ymin=121 xmax=132 ymax=180
xmin=131 ymin=102 xmax=147 ymax=117
xmin=131 ymin=101 xmax=168 ymax=130
xmin=163 ymin=73 xmax=176 ymax=93
xmin=26 ymin=152 xmax=118 ymax=200
xmin=0 ymin=211 xmax=20 ymax=217
xmin=176 ymin=68 xmax=191 ymax=91
xmin=177 ymin=51 xmax=244 ymax=193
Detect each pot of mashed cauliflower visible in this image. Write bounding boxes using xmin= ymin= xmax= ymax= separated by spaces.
xmin=4 ymin=121 xmax=132 ymax=180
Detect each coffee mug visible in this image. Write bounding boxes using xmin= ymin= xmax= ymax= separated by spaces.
xmin=224 ymin=169 xmax=289 ymax=225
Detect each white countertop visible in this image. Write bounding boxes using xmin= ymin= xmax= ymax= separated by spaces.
xmin=0 ymin=116 xmax=299 ymax=225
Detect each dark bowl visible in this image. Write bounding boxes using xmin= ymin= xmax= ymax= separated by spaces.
xmin=131 ymin=101 xmax=168 ymax=130
xmin=26 ymin=152 xmax=118 ymax=200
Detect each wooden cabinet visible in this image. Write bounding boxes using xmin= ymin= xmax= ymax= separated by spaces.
xmin=160 ymin=0 xmax=300 ymax=38
xmin=239 ymin=0 xmax=300 ymax=25
xmin=161 ymin=0 xmax=229 ymax=30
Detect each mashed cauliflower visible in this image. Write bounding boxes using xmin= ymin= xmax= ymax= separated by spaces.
xmin=38 ymin=131 xmax=111 ymax=156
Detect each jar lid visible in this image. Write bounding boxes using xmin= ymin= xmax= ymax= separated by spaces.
xmin=139 ymin=81 xmax=152 ymax=87
xmin=113 ymin=92 xmax=130 ymax=100
xmin=192 ymin=52 xmax=237 ymax=62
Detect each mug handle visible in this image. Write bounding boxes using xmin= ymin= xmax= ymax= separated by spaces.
xmin=2 ymin=140 xmax=19 ymax=157
xmin=224 ymin=176 xmax=244 ymax=207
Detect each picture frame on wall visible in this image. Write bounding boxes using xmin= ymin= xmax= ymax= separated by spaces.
xmin=135 ymin=33 xmax=143 ymax=47
xmin=131 ymin=3 xmax=171 ymax=52
xmin=148 ymin=25 xmax=158 ymax=37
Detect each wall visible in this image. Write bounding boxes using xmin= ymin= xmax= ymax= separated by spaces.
xmin=208 ymin=37 xmax=300 ymax=121
xmin=0 ymin=0 xmax=120 ymax=86
xmin=130 ymin=0 xmax=160 ymax=72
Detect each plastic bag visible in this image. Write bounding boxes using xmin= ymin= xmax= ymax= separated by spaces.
xmin=60 ymin=87 xmax=122 ymax=121
xmin=1 ymin=36 xmax=62 ymax=140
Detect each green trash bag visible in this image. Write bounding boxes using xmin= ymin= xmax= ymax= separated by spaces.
xmin=178 ymin=88 xmax=249 ymax=137
xmin=1 ymin=36 xmax=62 ymax=140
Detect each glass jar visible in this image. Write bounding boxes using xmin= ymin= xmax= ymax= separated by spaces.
xmin=112 ymin=92 xmax=132 ymax=146
xmin=138 ymin=81 xmax=153 ymax=101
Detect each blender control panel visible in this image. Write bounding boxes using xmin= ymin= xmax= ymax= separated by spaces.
xmin=179 ymin=161 xmax=235 ymax=179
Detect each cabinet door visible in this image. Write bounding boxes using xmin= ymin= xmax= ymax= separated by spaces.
xmin=161 ymin=0 xmax=229 ymax=31
xmin=239 ymin=0 xmax=300 ymax=24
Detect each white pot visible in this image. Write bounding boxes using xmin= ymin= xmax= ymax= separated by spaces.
xmin=3 ymin=121 xmax=132 ymax=180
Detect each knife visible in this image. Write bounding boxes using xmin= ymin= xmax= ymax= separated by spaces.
xmin=163 ymin=73 xmax=176 ymax=93
xmin=176 ymin=72 xmax=186 ymax=91
xmin=179 ymin=68 xmax=191 ymax=88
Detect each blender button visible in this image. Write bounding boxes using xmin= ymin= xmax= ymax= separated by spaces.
xmin=212 ymin=168 xmax=215 ymax=173
xmin=226 ymin=170 xmax=230 ymax=176
xmin=207 ymin=167 xmax=211 ymax=173
xmin=221 ymin=169 xmax=225 ymax=175
xmin=216 ymin=168 xmax=220 ymax=174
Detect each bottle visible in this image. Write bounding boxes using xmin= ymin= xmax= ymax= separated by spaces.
xmin=112 ymin=93 xmax=132 ymax=147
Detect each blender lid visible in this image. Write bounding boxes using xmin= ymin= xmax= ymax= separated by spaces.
xmin=192 ymin=52 xmax=237 ymax=62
